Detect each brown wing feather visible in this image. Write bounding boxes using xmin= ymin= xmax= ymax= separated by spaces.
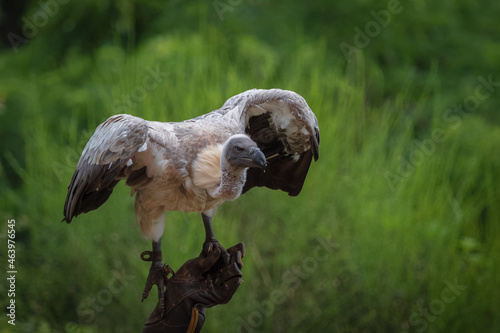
xmin=235 ymin=89 xmax=320 ymax=196
xmin=243 ymin=151 xmax=313 ymax=196
xmin=63 ymin=114 xmax=148 ymax=223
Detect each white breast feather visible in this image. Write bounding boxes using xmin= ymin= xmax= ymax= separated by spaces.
xmin=192 ymin=145 xmax=223 ymax=190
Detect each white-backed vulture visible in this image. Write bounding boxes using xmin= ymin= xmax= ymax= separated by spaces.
xmin=63 ymin=88 xmax=320 ymax=309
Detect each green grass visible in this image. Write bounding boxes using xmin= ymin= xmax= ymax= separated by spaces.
xmin=1 ymin=31 xmax=499 ymax=333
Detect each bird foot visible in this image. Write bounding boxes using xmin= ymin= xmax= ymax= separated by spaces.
xmin=141 ymin=250 xmax=174 ymax=317
xmin=200 ymin=241 xmax=230 ymax=264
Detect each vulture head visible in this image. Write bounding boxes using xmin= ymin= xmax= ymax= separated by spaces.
xmin=223 ymin=134 xmax=266 ymax=170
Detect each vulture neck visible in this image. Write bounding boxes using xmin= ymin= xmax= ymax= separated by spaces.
xmin=209 ymin=157 xmax=247 ymax=201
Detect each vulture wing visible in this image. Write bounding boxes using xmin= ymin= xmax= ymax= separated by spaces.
xmin=63 ymin=114 xmax=149 ymax=223
xmin=223 ymin=89 xmax=320 ymax=196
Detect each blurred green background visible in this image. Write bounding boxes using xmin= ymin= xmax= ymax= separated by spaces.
xmin=1 ymin=0 xmax=499 ymax=332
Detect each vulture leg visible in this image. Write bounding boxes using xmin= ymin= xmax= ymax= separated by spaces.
xmin=200 ymin=213 xmax=230 ymax=262
xmin=141 ymin=239 xmax=173 ymax=315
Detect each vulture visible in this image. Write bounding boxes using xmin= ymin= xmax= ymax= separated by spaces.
xmin=63 ymin=88 xmax=319 ymax=310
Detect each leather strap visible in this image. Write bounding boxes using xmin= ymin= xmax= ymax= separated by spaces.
xmin=186 ymin=307 xmax=199 ymax=333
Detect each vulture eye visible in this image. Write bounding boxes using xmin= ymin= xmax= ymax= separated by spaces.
xmin=235 ymin=146 xmax=244 ymax=152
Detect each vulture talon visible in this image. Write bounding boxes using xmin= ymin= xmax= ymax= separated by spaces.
xmin=201 ymin=241 xmax=230 ymax=264
xmin=141 ymin=241 xmax=168 ymax=316
xmin=201 ymin=240 xmax=222 ymax=256
xmin=142 ymin=262 xmax=167 ymax=314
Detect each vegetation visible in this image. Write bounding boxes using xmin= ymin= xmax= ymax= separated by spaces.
xmin=1 ymin=1 xmax=499 ymax=332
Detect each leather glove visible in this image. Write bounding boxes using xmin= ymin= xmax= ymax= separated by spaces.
xmin=142 ymin=243 xmax=245 ymax=333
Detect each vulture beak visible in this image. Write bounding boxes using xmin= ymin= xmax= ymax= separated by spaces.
xmin=248 ymin=147 xmax=267 ymax=169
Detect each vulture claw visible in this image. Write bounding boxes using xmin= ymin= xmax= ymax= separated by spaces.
xmin=201 ymin=241 xmax=230 ymax=264
xmin=142 ymin=262 xmax=165 ymax=299
xmin=141 ymin=255 xmax=172 ymax=317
